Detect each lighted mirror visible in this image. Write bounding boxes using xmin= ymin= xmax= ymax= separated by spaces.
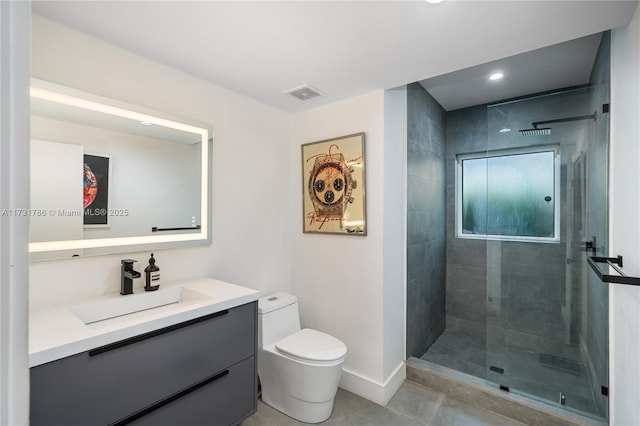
xmin=29 ymin=79 xmax=212 ymax=260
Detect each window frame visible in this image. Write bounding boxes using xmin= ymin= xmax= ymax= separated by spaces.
xmin=455 ymin=145 xmax=561 ymax=243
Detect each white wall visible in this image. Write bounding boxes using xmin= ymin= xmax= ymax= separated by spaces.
xmin=610 ymin=6 xmax=640 ymax=425
xmin=0 ymin=2 xmax=30 ymax=425
xmin=29 ymin=16 xmax=294 ymax=308
xmin=382 ymin=87 xmax=407 ymax=386
xmin=290 ymin=90 xmax=405 ymax=405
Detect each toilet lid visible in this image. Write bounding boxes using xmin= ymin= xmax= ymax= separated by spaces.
xmin=275 ymin=328 xmax=347 ymax=362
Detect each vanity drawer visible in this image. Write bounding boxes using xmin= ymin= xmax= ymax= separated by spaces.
xmin=127 ymin=356 xmax=256 ymax=426
xmin=31 ymin=301 xmax=256 ymax=426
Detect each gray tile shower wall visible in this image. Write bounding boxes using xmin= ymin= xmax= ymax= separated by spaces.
xmin=445 ymin=105 xmax=488 ymax=341
xmin=406 ymin=83 xmax=447 ymax=358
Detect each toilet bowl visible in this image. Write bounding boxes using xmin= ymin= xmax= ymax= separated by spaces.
xmin=258 ymin=293 xmax=347 ymax=423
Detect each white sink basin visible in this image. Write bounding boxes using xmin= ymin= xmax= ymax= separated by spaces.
xmin=70 ymin=286 xmax=213 ymax=328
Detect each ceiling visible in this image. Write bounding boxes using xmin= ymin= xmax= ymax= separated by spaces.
xmin=420 ymin=33 xmax=603 ymax=111
xmin=32 ymin=1 xmax=638 ymax=113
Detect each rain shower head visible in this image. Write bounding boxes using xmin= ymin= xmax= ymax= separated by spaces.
xmin=519 ymin=112 xmax=596 ymax=137
xmin=519 ymin=127 xmax=551 ymax=136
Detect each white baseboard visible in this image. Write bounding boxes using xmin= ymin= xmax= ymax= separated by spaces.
xmin=338 ymin=362 xmax=406 ymax=406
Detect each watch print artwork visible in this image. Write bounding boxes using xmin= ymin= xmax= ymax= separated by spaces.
xmin=302 ymin=133 xmax=366 ymax=235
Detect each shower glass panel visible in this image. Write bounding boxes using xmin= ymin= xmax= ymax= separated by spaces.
xmin=484 ymin=86 xmax=609 ymax=420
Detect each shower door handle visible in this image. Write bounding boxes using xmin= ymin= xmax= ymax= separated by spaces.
xmin=583 ymin=237 xmax=596 ymax=253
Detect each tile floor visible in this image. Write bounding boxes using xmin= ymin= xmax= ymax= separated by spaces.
xmin=421 ymin=331 xmax=486 ymax=379
xmin=242 ymin=381 xmax=525 ymax=426
xmin=421 ymin=330 xmax=600 ymax=418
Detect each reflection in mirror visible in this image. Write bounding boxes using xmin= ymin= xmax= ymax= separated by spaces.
xmin=29 ymin=80 xmax=212 ymax=260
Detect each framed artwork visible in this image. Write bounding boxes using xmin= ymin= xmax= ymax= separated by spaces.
xmin=301 ymin=132 xmax=366 ymax=235
xmin=83 ymin=153 xmax=110 ymax=226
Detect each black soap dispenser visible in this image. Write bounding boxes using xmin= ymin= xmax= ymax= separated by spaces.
xmin=144 ymin=253 xmax=160 ymax=291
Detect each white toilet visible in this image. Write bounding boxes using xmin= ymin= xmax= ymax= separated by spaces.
xmin=257 ymin=292 xmax=347 ymax=423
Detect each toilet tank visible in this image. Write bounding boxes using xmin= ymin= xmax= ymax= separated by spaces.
xmin=258 ymin=293 xmax=301 ymax=347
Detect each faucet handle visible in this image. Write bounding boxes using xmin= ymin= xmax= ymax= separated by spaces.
xmin=121 ymin=259 xmax=138 ymax=271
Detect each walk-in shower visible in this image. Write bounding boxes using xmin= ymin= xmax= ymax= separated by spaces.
xmin=406 ymin=34 xmax=611 ymax=423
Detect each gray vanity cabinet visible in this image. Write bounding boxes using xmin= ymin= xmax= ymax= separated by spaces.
xmin=30 ymin=302 xmax=257 ymax=426
xmin=129 ymin=357 xmax=255 ymax=426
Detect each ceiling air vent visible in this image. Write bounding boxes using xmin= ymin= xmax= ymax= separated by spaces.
xmin=284 ymin=84 xmax=324 ymax=101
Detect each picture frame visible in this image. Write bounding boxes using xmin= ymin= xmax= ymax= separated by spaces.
xmin=301 ymin=132 xmax=366 ymax=235
xmin=83 ymin=153 xmax=111 ymax=227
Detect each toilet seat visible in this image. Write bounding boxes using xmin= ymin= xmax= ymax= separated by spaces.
xmin=275 ymin=328 xmax=347 ymax=363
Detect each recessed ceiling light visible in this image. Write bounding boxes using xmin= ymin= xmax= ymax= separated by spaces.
xmin=489 ymin=72 xmax=504 ymax=81
xmin=139 ymin=121 xmax=153 ymax=126
xmin=499 ymin=128 xmax=511 ymax=133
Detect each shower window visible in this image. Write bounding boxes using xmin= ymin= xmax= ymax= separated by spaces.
xmin=456 ymin=145 xmax=560 ymax=242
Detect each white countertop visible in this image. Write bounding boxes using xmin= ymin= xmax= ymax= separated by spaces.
xmin=29 ymin=277 xmax=259 ymax=367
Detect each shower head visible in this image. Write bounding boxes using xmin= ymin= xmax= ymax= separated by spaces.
xmin=519 ymin=127 xmax=551 ymax=136
xmin=519 ymin=112 xmax=596 ymax=136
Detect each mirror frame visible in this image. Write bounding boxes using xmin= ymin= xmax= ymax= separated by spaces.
xmin=29 ymin=79 xmax=212 ymax=259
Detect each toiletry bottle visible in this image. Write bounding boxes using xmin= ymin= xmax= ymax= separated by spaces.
xmin=144 ymin=253 xmax=160 ymax=291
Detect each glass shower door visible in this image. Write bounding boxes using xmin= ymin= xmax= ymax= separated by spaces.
xmin=484 ymin=86 xmax=609 ymax=420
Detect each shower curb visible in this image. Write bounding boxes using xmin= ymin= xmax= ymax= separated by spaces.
xmin=406 ymin=357 xmax=607 ymax=426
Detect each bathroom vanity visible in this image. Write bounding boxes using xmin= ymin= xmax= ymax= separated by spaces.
xmin=29 ymin=278 xmax=259 ymax=426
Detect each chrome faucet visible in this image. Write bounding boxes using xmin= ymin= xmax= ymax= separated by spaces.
xmin=121 ymin=259 xmax=141 ymax=295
